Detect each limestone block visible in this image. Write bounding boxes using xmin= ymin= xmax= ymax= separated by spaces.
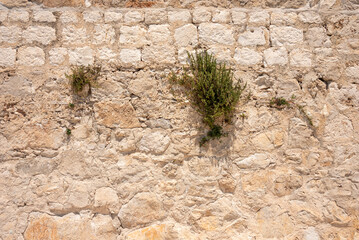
xmin=248 ymin=11 xmax=269 ymax=26
xmin=94 ymin=187 xmax=119 ymax=213
xmin=264 ymin=47 xmax=288 ymax=66
xmin=35 ymin=0 xmax=85 ymax=7
xmin=234 ymin=48 xmax=262 ymax=65
xmin=119 ymin=26 xmax=147 ymax=46
xmin=83 ymin=10 xmax=102 ymax=23
xmin=118 ymin=192 xmax=166 ymax=228
xmin=178 ymin=47 xmax=195 ymax=64
xmin=92 ymin=24 xmax=115 ymax=45
xmin=235 ymin=153 xmax=274 ymax=169
xmin=124 ymin=10 xmax=143 ymax=23
xmin=238 ymin=27 xmax=267 ymax=46
xmin=273 ymin=174 xmax=303 ymax=196
xmin=218 ymin=176 xmax=236 ymax=193
xmin=212 ymin=9 xmax=231 ymax=23
xmin=62 ymin=26 xmax=87 ymax=45
xmin=8 ymin=10 xmax=29 ymax=22
xmin=33 ymin=10 xmax=56 ymax=22
xmin=0 ymin=10 xmax=8 ymax=22
xmin=60 ymin=11 xmax=78 ymax=23
xmin=0 ymin=26 xmax=22 ymax=44
xmin=0 ymin=0 xmax=27 ymax=7
xmin=126 ymin=224 xmax=171 ymax=240
xmin=306 ymin=27 xmax=331 ymax=47
xmin=290 ymin=49 xmax=312 ymax=67
xmin=193 ymin=8 xmax=211 ymax=23
xmin=345 ymin=66 xmax=359 ymax=81
xmin=148 ymin=24 xmax=171 ymax=44
xmin=69 ymin=47 xmax=93 ymax=65
xmin=97 ymin=47 xmax=117 ymax=61
xmin=119 ymin=49 xmax=141 ymax=63
xmin=23 ymin=26 xmax=56 ymax=45
xmin=271 ymin=11 xmax=297 ymax=25
xmin=138 ymin=131 xmax=171 ymax=154
xmin=168 ymin=10 xmax=191 ymax=24
xmin=0 ymin=48 xmax=16 ymax=67
xmin=145 ymin=9 xmax=167 ymax=24
xmin=142 ymin=45 xmax=176 ymax=64
xmin=94 ymin=101 xmax=140 ymax=128
xmin=49 ymin=48 xmax=67 ymax=65
xmin=207 ymin=46 xmax=232 ymax=63
xmin=104 ymin=11 xmax=122 ymax=23
xmin=303 ymin=227 xmax=320 ymax=240
xmin=231 ymin=9 xmax=247 ymax=25
xmin=198 ymin=23 xmax=234 ymax=45
xmin=17 ymin=47 xmax=45 ymax=66
xmin=174 ymin=24 xmax=198 ymax=47
xmin=67 ymin=182 xmax=90 ymax=209
xmin=298 ymin=11 xmax=322 ymax=23
xmin=270 ymin=26 xmax=303 ymax=46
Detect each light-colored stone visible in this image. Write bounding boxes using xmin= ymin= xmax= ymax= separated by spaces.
xmin=142 ymin=45 xmax=176 ymax=64
xmin=126 ymin=224 xmax=170 ymax=240
xmin=298 ymin=11 xmax=322 ymax=23
xmin=49 ymin=48 xmax=67 ymax=65
xmin=8 ymin=10 xmax=29 ymax=22
xmin=248 ymin=11 xmax=269 ymax=26
xmin=119 ymin=26 xmax=147 ymax=46
xmin=118 ymin=192 xmax=166 ymax=228
xmin=0 ymin=48 xmax=16 ymax=67
xmin=0 ymin=10 xmax=8 ymax=22
xmin=33 ymin=10 xmax=56 ymax=22
xmin=271 ymin=11 xmax=298 ymax=25
xmin=145 ymin=9 xmax=167 ymax=24
xmin=174 ymin=24 xmax=198 ymax=47
xmin=231 ymin=9 xmax=247 ymax=25
xmin=235 ymin=153 xmax=274 ymax=169
xmin=148 ymin=24 xmax=171 ymax=44
xmin=193 ymin=8 xmax=211 ymax=23
xmin=23 ymin=26 xmax=56 ymax=45
xmin=0 ymin=26 xmax=22 ymax=44
xmin=207 ymin=46 xmax=232 ymax=63
xmin=62 ymin=26 xmax=87 ymax=45
xmin=303 ymin=227 xmax=320 ymax=240
xmin=138 ymin=131 xmax=171 ymax=154
xmin=97 ymin=47 xmax=117 ymax=61
xmin=212 ymin=9 xmax=231 ymax=23
xmin=119 ymin=49 xmax=141 ymax=63
xmin=0 ymin=0 xmax=27 ymax=7
xmin=270 ymin=26 xmax=303 ymax=46
xmin=69 ymin=47 xmax=94 ymax=65
xmin=60 ymin=11 xmax=78 ymax=23
xmin=168 ymin=10 xmax=191 ymax=24
xmin=234 ymin=48 xmax=262 ymax=65
xmin=124 ymin=10 xmax=143 ymax=23
xmin=306 ymin=27 xmax=331 ymax=47
xmin=264 ymin=47 xmax=288 ymax=66
xmin=83 ymin=10 xmax=102 ymax=23
xmin=92 ymin=24 xmax=115 ymax=45
xmin=94 ymin=101 xmax=140 ymax=128
xmin=94 ymin=187 xmax=119 ymax=213
xmin=290 ymin=49 xmax=312 ymax=67
xmin=199 ymin=23 xmax=234 ymax=45
xmin=345 ymin=66 xmax=359 ymax=80
xmin=104 ymin=11 xmax=122 ymax=23
xmin=17 ymin=47 xmax=45 ymax=66
xmin=238 ymin=27 xmax=267 ymax=46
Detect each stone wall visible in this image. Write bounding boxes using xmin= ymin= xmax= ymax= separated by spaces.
xmin=0 ymin=2 xmax=359 ymax=240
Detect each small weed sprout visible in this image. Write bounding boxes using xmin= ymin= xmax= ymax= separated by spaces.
xmin=68 ymin=103 xmax=75 ymax=109
xmin=170 ymin=51 xmax=246 ymax=146
xmin=269 ymin=97 xmax=291 ymax=109
xmin=66 ymin=66 xmax=101 ymax=97
xmin=66 ymin=128 xmax=71 ymax=135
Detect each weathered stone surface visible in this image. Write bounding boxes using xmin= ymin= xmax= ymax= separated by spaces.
xmin=33 ymin=10 xmax=56 ymax=22
xmin=298 ymin=11 xmax=322 ymax=23
xmin=34 ymin=0 xmax=84 ymax=7
xmin=60 ymin=11 xmax=78 ymax=23
xmin=49 ymin=48 xmax=67 ymax=65
xmin=174 ymin=24 xmax=198 ymax=47
xmin=145 ymin=9 xmax=167 ymax=24
xmin=69 ymin=47 xmax=93 ymax=65
xmin=83 ymin=10 xmax=102 ymax=23
xmin=8 ymin=10 xmax=29 ymax=22
xmin=104 ymin=11 xmax=122 ymax=23
xmin=199 ymin=23 xmax=234 ymax=45
xmin=168 ymin=10 xmax=191 ymax=24
xmin=23 ymin=26 xmax=56 ymax=45
xmin=148 ymin=24 xmax=171 ymax=44
xmin=124 ymin=10 xmax=144 ymax=23
xmin=231 ymin=9 xmax=247 ymax=25
xmin=270 ymin=26 xmax=303 ymax=46
xmin=17 ymin=47 xmax=45 ymax=66
xmin=235 ymin=153 xmax=274 ymax=169
xmin=120 ymin=49 xmax=141 ymax=63
xmin=248 ymin=11 xmax=269 ymax=26
xmin=119 ymin=26 xmax=147 ymax=46
xmin=290 ymin=48 xmax=312 ymax=67
xmin=126 ymin=224 xmax=171 ymax=240
xmin=193 ymin=8 xmax=211 ymax=23
xmin=94 ymin=187 xmax=120 ymax=213
xmin=0 ymin=0 xmax=27 ymax=7
xmin=62 ymin=26 xmax=87 ymax=45
xmin=138 ymin=131 xmax=171 ymax=154
xmin=264 ymin=47 xmax=288 ymax=66
xmin=238 ymin=27 xmax=267 ymax=46
xmin=0 ymin=26 xmax=22 ymax=44
xmin=94 ymin=101 xmax=140 ymax=128
xmin=92 ymin=24 xmax=115 ymax=45
xmin=0 ymin=48 xmax=16 ymax=67
xmin=142 ymin=45 xmax=176 ymax=64
xmin=212 ymin=9 xmax=231 ymax=23
xmin=234 ymin=48 xmax=262 ymax=65
xmin=271 ymin=11 xmax=297 ymax=25
xmin=97 ymin=47 xmax=117 ymax=61
xmin=306 ymin=27 xmax=331 ymax=47
xmin=118 ymin=192 xmax=166 ymax=228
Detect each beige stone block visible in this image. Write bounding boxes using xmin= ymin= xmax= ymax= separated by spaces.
xmin=126 ymin=224 xmax=170 ymax=240
xmin=298 ymin=11 xmax=322 ymax=23
xmin=271 ymin=11 xmax=298 ymax=25
xmin=33 ymin=10 xmax=56 ymax=22
xmin=270 ymin=25 xmax=303 ymax=46
xmin=60 ymin=11 xmax=78 ymax=23
xmin=248 ymin=10 xmax=269 ymax=26
xmin=18 ymin=47 xmax=45 ymax=66
xmin=0 ymin=10 xmax=8 ymax=22
xmin=92 ymin=24 xmax=115 ymax=45
xmin=119 ymin=26 xmax=147 ymax=46
xmin=0 ymin=26 xmax=22 ymax=44
xmin=119 ymin=49 xmax=141 ymax=63
xmin=124 ymin=10 xmax=143 ymax=23
xmin=83 ymin=10 xmax=102 ymax=23
xmin=174 ymin=24 xmax=198 ymax=47
xmin=306 ymin=27 xmax=331 ymax=47
xmin=193 ymin=8 xmax=211 ymax=23
xmin=0 ymin=48 xmax=16 ymax=67
xmin=94 ymin=187 xmax=119 ymax=213
xmin=142 ymin=45 xmax=176 ymax=64
xmin=198 ymin=23 xmax=234 ymax=45
xmin=8 ymin=10 xmax=29 ymax=22
xmin=212 ymin=9 xmax=231 ymax=23
xmin=69 ymin=47 xmax=93 ymax=65
xmin=148 ymin=24 xmax=171 ymax=44
xmin=238 ymin=27 xmax=267 ymax=46
xmin=23 ymin=26 xmax=56 ymax=45
xmin=49 ymin=48 xmax=67 ymax=65
xmin=0 ymin=0 xmax=27 ymax=7
xmin=138 ymin=131 xmax=171 ymax=154
xmin=235 ymin=153 xmax=274 ymax=169
xmin=62 ymin=26 xmax=87 ymax=45
xmin=234 ymin=48 xmax=262 ymax=65
xmin=168 ymin=10 xmax=191 ymax=24
xmin=97 ymin=47 xmax=117 ymax=61
xmin=145 ymin=9 xmax=167 ymax=24
xmin=290 ymin=48 xmax=312 ymax=67
xmin=104 ymin=11 xmax=122 ymax=23
xmin=264 ymin=47 xmax=288 ymax=66
xmin=36 ymin=0 xmax=85 ymax=7
xmin=231 ymin=9 xmax=247 ymax=25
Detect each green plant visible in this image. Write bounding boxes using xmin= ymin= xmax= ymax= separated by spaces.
xmin=66 ymin=65 xmax=101 ymax=97
xmin=269 ymin=97 xmax=291 ymax=109
xmin=68 ymin=103 xmax=75 ymax=109
xmin=170 ymin=51 xmax=246 ymax=146
xmin=66 ymin=128 xmax=71 ymax=135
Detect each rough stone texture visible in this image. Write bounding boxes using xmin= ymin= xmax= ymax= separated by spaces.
xmin=1 ymin=6 xmax=359 ymax=240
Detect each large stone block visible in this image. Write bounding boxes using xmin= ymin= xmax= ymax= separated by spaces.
xmin=62 ymin=26 xmax=87 ymax=45
xmin=138 ymin=131 xmax=171 ymax=154
xmin=8 ymin=10 xmax=29 ymax=22
xmin=142 ymin=45 xmax=176 ymax=64
xmin=270 ymin=26 xmax=303 ymax=46
xmin=199 ymin=23 xmax=234 ymax=45
xmin=33 ymin=0 xmax=85 ymax=7
xmin=174 ymin=24 xmax=198 ymax=47
xmin=290 ymin=48 xmax=312 ymax=67
xmin=306 ymin=27 xmax=331 ymax=47
xmin=68 ymin=47 xmax=93 ymax=65
xmin=145 ymin=9 xmax=167 ymax=24
xmin=234 ymin=48 xmax=262 ymax=65
xmin=231 ymin=9 xmax=247 ymax=25
xmin=17 ymin=47 xmax=45 ymax=66
xmin=60 ymin=11 xmax=78 ymax=23
xmin=264 ymin=47 xmax=288 ymax=66
xmin=124 ymin=10 xmax=144 ymax=23
xmin=104 ymin=11 xmax=123 ymax=23
xmin=92 ymin=24 xmax=115 ymax=45
xmin=94 ymin=187 xmax=120 ymax=214
xmin=193 ymin=8 xmax=211 ymax=23
xmin=238 ymin=27 xmax=267 ymax=46
xmin=148 ymin=24 xmax=171 ymax=44
xmin=0 ymin=0 xmax=27 ymax=7
xmin=23 ymin=26 xmax=56 ymax=45
xmin=168 ymin=10 xmax=191 ymax=24
xmin=33 ymin=10 xmax=56 ymax=22
xmin=0 ymin=26 xmax=22 ymax=44
xmin=271 ymin=11 xmax=297 ymax=25
xmin=119 ymin=26 xmax=147 ymax=46
xmin=0 ymin=48 xmax=16 ymax=67
xmin=248 ymin=11 xmax=269 ymax=26
xmin=49 ymin=48 xmax=67 ymax=65
xmin=83 ymin=11 xmax=102 ymax=23
xmin=212 ymin=9 xmax=231 ymax=23
xmin=119 ymin=49 xmax=141 ymax=63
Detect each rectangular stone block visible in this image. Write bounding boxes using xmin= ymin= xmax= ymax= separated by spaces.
xmin=33 ymin=10 xmax=56 ymax=22
xmin=234 ymin=48 xmax=262 ymax=65
xmin=104 ymin=11 xmax=123 ymax=23
xmin=97 ymin=47 xmax=117 ymax=62
xmin=248 ymin=11 xmax=269 ymax=26
xmin=49 ymin=48 xmax=67 ymax=65
xmin=232 ymin=9 xmax=247 ymax=25
xmin=9 ymin=10 xmax=29 ymax=22
xmin=62 ymin=26 xmax=88 ymax=45
xmin=193 ymin=8 xmax=211 ymax=23
xmin=174 ymin=24 xmax=198 ymax=47
xmin=264 ymin=47 xmax=288 ymax=66
xmin=142 ymin=45 xmax=175 ymax=64
xmin=124 ymin=10 xmax=144 ymax=23
xmin=23 ymin=26 xmax=56 ymax=45
xmin=238 ymin=27 xmax=267 ymax=46
xmin=119 ymin=26 xmax=147 ymax=46
xmin=168 ymin=10 xmax=191 ymax=24
xmin=145 ymin=9 xmax=167 ymax=24
xmin=0 ymin=10 xmax=8 ymax=22
xmin=69 ymin=47 xmax=94 ymax=65
xmin=270 ymin=26 xmax=303 ymax=46
xmin=92 ymin=24 xmax=115 ymax=45
xmin=289 ymin=49 xmax=312 ymax=67
xmin=271 ymin=11 xmax=297 ymax=25
xmin=0 ymin=48 xmax=16 ymax=67
xmin=212 ymin=9 xmax=231 ymax=23
xmin=83 ymin=11 xmax=102 ymax=23
xmin=60 ymin=11 xmax=78 ymax=23
xmin=199 ymin=23 xmax=234 ymax=45
xmin=18 ymin=47 xmax=45 ymax=66
xmin=148 ymin=25 xmax=171 ymax=44
xmin=0 ymin=26 xmax=22 ymax=44
xmin=120 ymin=49 xmax=141 ymax=63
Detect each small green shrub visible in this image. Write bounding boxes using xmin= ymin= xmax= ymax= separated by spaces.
xmin=66 ymin=128 xmax=71 ymax=135
xmin=66 ymin=66 xmax=101 ymax=97
xmin=170 ymin=51 xmax=246 ymax=146
xmin=269 ymin=97 xmax=291 ymax=109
